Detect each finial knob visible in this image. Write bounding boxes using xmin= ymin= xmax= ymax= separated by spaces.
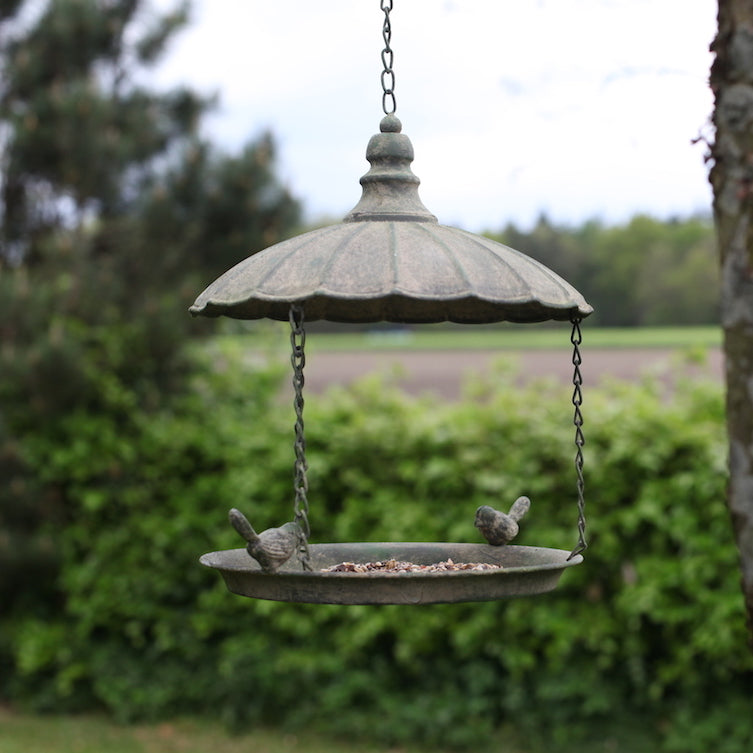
xmin=380 ymin=114 xmax=402 ymax=133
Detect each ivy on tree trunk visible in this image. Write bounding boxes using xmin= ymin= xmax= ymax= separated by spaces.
xmin=709 ymin=0 xmax=753 ymax=644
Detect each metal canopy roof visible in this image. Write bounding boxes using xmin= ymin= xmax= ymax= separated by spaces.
xmin=190 ymin=116 xmax=592 ymax=324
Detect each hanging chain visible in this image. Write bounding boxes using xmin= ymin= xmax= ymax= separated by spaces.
xmin=380 ymin=0 xmax=396 ymax=115
xmin=568 ymin=316 xmax=587 ymax=560
xmin=290 ymin=304 xmax=312 ymax=570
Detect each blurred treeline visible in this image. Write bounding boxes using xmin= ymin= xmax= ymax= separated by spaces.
xmin=1 ymin=2 xmax=748 ymax=752
xmin=492 ymin=213 xmax=717 ymax=327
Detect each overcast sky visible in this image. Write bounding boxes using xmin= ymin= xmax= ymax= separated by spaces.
xmin=152 ymin=0 xmax=717 ymax=232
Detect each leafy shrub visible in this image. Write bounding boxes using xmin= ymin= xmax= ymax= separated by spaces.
xmin=3 ymin=346 xmax=751 ymax=751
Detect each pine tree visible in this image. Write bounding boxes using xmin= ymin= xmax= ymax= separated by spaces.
xmin=0 ymin=0 xmax=301 ymax=413
xmin=0 ymin=0 xmax=301 ymax=651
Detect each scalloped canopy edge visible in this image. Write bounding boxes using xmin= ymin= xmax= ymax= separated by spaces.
xmin=190 ymin=221 xmax=592 ymax=324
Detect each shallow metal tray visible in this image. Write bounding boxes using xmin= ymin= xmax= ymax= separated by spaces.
xmin=200 ymin=542 xmax=582 ymax=605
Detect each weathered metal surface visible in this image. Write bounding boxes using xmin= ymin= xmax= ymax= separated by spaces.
xmin=200 ymin=543 xmax=582 ymax=605
xmin=190 ymin=116 xmax=592 ymax=325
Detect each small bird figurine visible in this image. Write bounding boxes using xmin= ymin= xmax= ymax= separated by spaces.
xmin=228 ymin=508 xmax=300 ymax=573
xmin=475 ymin=496 xmax=531 ymax=546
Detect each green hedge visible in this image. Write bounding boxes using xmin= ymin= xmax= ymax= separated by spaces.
xmin=3 ymin=346 xmax=752 ymax=751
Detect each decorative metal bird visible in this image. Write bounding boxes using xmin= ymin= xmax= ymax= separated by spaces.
xmin=475 ymin=496 xmax=531 ymax=546
xmin=228 ymin=508 xmax=300 ymax=573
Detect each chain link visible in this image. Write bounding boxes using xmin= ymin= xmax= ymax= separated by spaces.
xmin=289 ymin=304 xmax=312 ymax=570
xmin=568 ymin=316 xmax=587 ymax=560
xmin=380 ymin=0 xmax=396 ymax=115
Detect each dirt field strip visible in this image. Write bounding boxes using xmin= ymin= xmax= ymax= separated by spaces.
xmin=303 ymin=347 xmax=723 ymax=399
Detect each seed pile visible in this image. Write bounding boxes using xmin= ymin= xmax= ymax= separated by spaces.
xmin=321 ymin=558 xmax=502 ymax=573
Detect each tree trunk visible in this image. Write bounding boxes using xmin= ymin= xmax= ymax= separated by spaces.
xmin=709 ymin=0 xmax=753 ymax=644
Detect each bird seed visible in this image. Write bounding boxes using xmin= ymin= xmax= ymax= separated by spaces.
xmin=321 ymin=558 xmax=502 ymax=573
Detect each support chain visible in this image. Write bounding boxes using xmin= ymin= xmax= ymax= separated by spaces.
xmin=380 ymin=0 xmax=396 ymax=115
xmin=290 ymin=304 xmax=312 ymax=570
xmin=568 ymin=315 xmax=587 ymax=560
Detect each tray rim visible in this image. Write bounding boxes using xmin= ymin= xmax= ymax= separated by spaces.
xmin=200 ymin=543 xmax=582 ymax=603
xmin=200 ymin=542 xmax=583 ymax=578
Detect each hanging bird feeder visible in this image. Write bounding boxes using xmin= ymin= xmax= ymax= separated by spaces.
xmin=193 ymin=1 xmax=592 ymax=605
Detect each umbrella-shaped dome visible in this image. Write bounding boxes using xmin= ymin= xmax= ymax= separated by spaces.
xmin=190 ymin=116 xmax=592 ymax=324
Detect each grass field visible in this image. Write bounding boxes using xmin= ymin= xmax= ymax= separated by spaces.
xmin=0 ymin=707 xmax=658 ymax=753
xmin=219 ymin=323 xmax=722 ymax=354
xmin=0 ymin=708 xmax=435 ymax=753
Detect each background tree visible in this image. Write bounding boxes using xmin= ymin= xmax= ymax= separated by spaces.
xmin=0 ymin=0 xmax=300 ymax=667
xmin=709 ymin=0 xmax=753 ymax=642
